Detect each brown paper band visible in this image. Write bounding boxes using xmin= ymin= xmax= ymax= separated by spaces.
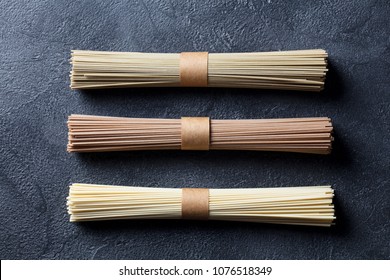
xmin=181 ymin=117 xmax=210 ymax=150
xmin=181 ymin=188 xmax=209 ymax=220
xmin=180 ymin=52 xmax=208 ymax=87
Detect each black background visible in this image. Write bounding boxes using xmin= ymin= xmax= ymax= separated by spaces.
xmin=0 ymin=0 xmax=389 ymax=259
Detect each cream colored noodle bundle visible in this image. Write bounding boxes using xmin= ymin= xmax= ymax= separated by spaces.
xmin=67 ymin=184 xmax=335 ymax=227
xmin=70 ymin=49 xmax=327 ymax=91
xmin=67 ymin=114 xmax=333 ymax=154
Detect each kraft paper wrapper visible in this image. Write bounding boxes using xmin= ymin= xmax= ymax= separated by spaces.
xmin=181 ymin=188 xmax=209 ymax=220
xmin=181 ymin=117 xmax=210 ymax=150
xmin=180 ymin=52 xmax=208 ymax=87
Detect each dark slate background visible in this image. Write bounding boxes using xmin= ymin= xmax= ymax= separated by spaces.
xmin=0 ymin=0 xmax=389 ymax=260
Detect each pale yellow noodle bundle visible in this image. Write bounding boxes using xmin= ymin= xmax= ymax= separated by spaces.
xmin=67 ymin=183 xmax=335 ymax=227
xmin=70 ymin=49 xmax=327 ymax=91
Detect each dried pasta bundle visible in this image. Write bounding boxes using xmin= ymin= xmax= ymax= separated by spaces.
xmin=67 ymin=183 xmax=335 ymax=227
xmin=67 ymin=115 xmax=333 ymax=154
xmin=70 ymin=49 xmax=327 ymax=91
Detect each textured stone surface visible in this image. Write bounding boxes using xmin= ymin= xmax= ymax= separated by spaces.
xmin=0 ymin=0 xmax=389 ymax=259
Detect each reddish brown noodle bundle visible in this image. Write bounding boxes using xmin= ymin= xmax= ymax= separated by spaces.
xmin=67 ymin=115 xmax=333 ymax=154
